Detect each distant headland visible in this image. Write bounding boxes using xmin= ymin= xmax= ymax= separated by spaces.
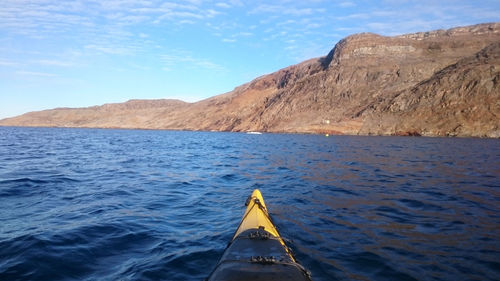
xmin=1 ymin=23 xmax=499 ymax=137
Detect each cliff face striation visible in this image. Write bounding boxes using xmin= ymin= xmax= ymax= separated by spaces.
xmin=1 ymin=23 xmax=499 ymax=137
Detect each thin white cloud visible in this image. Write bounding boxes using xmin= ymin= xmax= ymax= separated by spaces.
xmin=196 ymin=60 xmax=222 ymax=69
xmin=249 ymin=4 xmax=279 ymax=14
xmin=0 ymin=59 xmax=20 ymax=67
xmin=0 ymin=1 xmax=93 ymax=35
xmin=206 ymin=9 xmax=220 ymax=18
xmin=228 ymin=0 xmax=244 ymax=7
xmin=335 ymin=26 xmax=358 ymax=32
xmin=285 ymin=8 xmax=315 ymax=16
xmin=84 ymin=44 xmax=134 ymax=55
xmin=1 ymin=0 xmax=499 ymax=82
xmin=16 ymin=70 xmax=57 ymax=77
xmin=214 ymin=0 xmax=243 ymax=9
xmin=339 ymin=1 xmax=356 ymax=8
xmin=337 ymin=13 xmax=370 ymax=20
xmin=99 ymin=0 xmax=155 ymax=10
xmin=183 ymin=0 xmax=204 ymax=5
xmin=33 ymin=59 xmax=74 ymax=67
xmin=216 ymin=2 xmax=231 ymax=8
xmin=159 ymin=2 xmax=199 ymax=11
xmin=277 ymin=19 xmax=296 ymax=26
xmin=222 ymin=30 xmax=253 ymax=42
xmin=0 ymin=0 xmax=225 ymax=50
xmin=178 ymin=19 xmax=196 ymax=24
xmin=157 ymin=11 xmax=204 ymax=21
xmin=306 ymin=23 xmax=322 ymax=29
xmin=160 ymin=52 xmax=225 ymax=71
xmin=249 ymin=4 xmax=324 ymax=16
xmin=334 ymin=3 xmax=500 ymax=36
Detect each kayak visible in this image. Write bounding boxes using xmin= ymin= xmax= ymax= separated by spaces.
xmin=207 ymin=189 xmax=312 ymax=281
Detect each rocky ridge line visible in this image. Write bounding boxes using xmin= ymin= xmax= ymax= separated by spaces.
xmin=1 ymin=23 xmax=499 ymax=137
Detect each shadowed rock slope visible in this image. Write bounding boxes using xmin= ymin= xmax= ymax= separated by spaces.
xmin=1 ymin=23 xmax=499 ymax=137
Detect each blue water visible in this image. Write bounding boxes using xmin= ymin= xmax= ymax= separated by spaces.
xmin=0 ymin=127 xmax=499 ymax=281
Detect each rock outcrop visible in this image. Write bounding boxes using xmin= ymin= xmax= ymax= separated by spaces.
xmin=1 ymin=23 xmax=499 ymax=137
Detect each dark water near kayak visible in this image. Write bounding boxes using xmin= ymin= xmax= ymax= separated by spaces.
xmin=0 ymin=127 xmax=499 ymax=281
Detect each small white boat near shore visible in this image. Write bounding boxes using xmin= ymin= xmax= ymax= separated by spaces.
xmin=246 ymin=131 xmax=262 ymax=135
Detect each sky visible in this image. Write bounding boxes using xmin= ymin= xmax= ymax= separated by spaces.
xmin=1 ymin=0 xmax=499 ymax=119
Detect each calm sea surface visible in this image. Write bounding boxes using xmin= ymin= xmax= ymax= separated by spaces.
xmin=0 ymin=127 xmax=499 ymax=281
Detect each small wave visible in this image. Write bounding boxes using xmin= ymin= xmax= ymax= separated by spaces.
xmin=0 ymin=223 xmax=163 ymax=281
xmin=397 ymin=198 xmax=446 ymax=212
xmin=341 ymin=251 xmax=418 ymax=281
xmin=50 ymin=175 xmax=80 ymax=183
xmin=221 ymin=173 xmax=237 ymax=180
xmin=374 ymin=206 xmax=414 ymax=224
xmin=0 ymin=178 xmax=49 ymax=197
xmin=161 ymin=249 xmax=221 ymax=280
xmin=0 ymin=178 xmax=48 ymax=185
xmin=0 ymin=128 xmax=498 ymax=281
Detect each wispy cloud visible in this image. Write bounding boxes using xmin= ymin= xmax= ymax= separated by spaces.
xmin=150 ymin=1 xmax=221 ymax=23
xmin=33 ymin=59 xmax=74 ymax=67
xmin=16 ymin=70 xmax=57 ymax=77
xmin=98 ymin=0 xmax=155 ymax=10
xmin=2 ymin=0 xmax=500 ymax=120
xmin=221 ymin=30 xmax=253 ymax=43
xmin=156 ymin=11 xmax=204 ymax=22
xmin=335 ymin=2 xmax=500 ymax=35
xmin=178 ymin=19 xmax=196 ymax=24
xmin=216 ymin=2 xmax=231 ymax=9
xmin=215 ymin=0 xmax=243 ymax=9
xmin=0 ymin=0 xmax=224 ymax=56
xmin=337 ymin=13 xmax=370 ymax=20
xmin=0 ymin=59 xmax=21 ymax=67
xmin=339 ymin=1 xmax=356 ymax=8
xmin=250 ymin=4 xmax=324 ymax=16
xmin=161 ymin=51 xmax=225 ymax=71
xmin=0 ymin=1 xmax=93 ymax=36
xmin=84 ymin=44 xmax=135 ymax=55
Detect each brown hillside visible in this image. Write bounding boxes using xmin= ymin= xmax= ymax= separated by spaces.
xmin=1 ymin=23 xmax=499 ymax=137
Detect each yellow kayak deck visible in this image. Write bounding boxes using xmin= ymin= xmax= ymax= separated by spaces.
xmin=232 ymin=189 xmax=294 ymax=260
xmin=208 ymin=189 xmax=312 ymax=281
xmin=233 ymin=189 xmax=280 ymax=237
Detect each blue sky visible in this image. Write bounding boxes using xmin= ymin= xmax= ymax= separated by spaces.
xmin=1 ymin=0 xmax=499 ymax=119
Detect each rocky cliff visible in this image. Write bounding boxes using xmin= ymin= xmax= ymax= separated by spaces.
xmin=1 ymin=23 xmax=499 ymax=137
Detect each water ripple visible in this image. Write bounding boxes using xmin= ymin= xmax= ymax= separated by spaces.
xmin=0 ymin=127 xmax=499 ymax=281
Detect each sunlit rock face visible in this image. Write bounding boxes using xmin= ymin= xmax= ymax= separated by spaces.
xmin=1 ymin=23 xmax=499 ymax=137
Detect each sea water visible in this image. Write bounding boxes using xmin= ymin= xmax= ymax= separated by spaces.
xmin=0 ymin=127 xmax=498 ymax=281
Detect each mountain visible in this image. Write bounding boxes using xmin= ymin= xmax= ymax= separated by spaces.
xmin=1 ymin=23 xmax=499 ymax=137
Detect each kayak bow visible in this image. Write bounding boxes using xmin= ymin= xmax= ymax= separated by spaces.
xmin=207 ymin=189 xmax=312 ymax=281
